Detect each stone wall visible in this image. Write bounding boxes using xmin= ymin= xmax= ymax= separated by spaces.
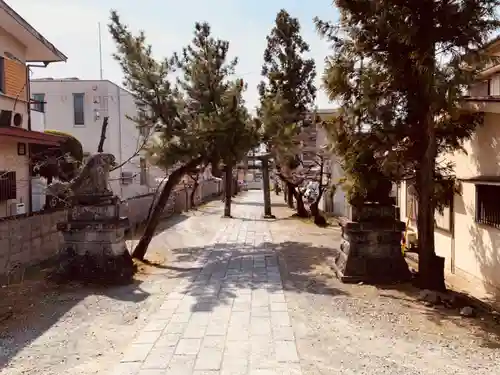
xmin=0 ymin=179 xmax=222 ymax=281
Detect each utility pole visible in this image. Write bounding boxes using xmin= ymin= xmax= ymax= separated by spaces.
xmin=98 ymin=22 xmax=104 ymax=80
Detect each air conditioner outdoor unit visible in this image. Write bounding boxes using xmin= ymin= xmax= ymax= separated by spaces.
xmin=120 ymin=171 xmax=134 ymax=185
xmin=0 ymin=111 xmax=23 ymax=127
xmin=12 ymin=113 xmax=22 ymax=127
xmin=10 ymin=202 xmax=26 ymax=216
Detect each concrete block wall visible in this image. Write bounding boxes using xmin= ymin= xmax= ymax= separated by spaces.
xmin=0 ymin=210 xmax=67 ymax=281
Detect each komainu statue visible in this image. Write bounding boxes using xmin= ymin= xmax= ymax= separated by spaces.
xmin=49 ymin=152 xmax=135 ymax=285
xmin=47 ymin=153 xmax=116 ymax=203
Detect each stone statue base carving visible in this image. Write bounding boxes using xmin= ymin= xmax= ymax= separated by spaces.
xmin=331 ymin=204 xmax=411 ymax=284
xmin=53 ymin=197 xmax=135 ymax=284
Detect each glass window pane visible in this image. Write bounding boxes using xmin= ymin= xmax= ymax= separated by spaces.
xmin=73 ymin=93 xmax=85 ymax=125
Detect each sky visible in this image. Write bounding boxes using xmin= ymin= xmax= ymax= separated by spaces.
xmin=9 ymin=0 xmax=338 ymax=111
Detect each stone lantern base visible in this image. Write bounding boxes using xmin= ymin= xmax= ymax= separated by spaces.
xmin=331 ymin=204 xmax=411 ymax=284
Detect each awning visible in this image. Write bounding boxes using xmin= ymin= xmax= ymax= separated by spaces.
xmin=0 ymin=127 xmax=63 ymax=146
xmin=459 ymin=175 xmax=500 ymax=186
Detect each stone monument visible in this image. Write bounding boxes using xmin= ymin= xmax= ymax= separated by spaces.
xmin=331 ymin=181 xmax=411 ymax=284
xmin=49 ymin=153 xmax=135 ymax=284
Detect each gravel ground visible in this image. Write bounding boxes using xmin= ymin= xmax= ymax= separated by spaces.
xmin=270 ymin=203 xmax=500 ymax=375
xmin=1 ymin=193 xmax=500 ymax=375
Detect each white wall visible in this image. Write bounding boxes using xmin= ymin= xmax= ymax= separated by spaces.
xmin=30 ymin=109 xmax=45 ymax=131
xmin=30 ymin=79 xmax=161 ymax=199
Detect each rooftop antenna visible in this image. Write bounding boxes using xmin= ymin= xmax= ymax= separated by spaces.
xmin=98 ymin=22 xmax=103 ymax=80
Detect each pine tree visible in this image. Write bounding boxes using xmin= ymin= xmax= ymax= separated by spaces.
xmin=214 ymin=80 xmax=260 ymax=217
xmin=109 ymin=12 xmax=251 ymax=259
xmin=316 ymin=0 xmax=499 ymax=290
xmin=258 ymin=9 xmax=316 ymax=216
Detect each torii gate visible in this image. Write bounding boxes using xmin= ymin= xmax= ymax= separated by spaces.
xmin=239 ymin=152 xmax=275 ymax=219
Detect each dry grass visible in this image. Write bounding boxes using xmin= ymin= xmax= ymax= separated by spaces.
xmin=132 ymin=252 xmax=169 ymax=276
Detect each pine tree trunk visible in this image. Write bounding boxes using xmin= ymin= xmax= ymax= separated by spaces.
xmin=309 ymin=187 xmax=326 ymax=225
xmin=292 ymin=188 xmax=308 ymax=217
xmin=310 ymin=200 xmax=319 ymax=217
xmin=132 ymin=158 xmax=202 ymax=260
xmin=310 ymin=188 xmax=326 ymax=226
xmin=224 ymin=164 xmax=232 ymax=217
xmin=416 ymin=141 xmax=445 ymax=291
xmin=286 ymin=182 xmax=294 ymax=208
xmin=190 ymin=180 xmax=199 ymax=208
xmin=415 ymin=10 xmax=445 ymax=291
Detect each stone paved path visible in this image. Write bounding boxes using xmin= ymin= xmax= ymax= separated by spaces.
xmin=113 ymin=192 xmax=301 ymax=375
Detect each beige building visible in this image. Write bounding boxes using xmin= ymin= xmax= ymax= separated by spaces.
xmin=397 ymin=38 xmax=500 ymax=297
xmin=0 ymin=0 xmax=66 ymax=217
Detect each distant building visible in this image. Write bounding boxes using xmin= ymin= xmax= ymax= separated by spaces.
xmin=30 ymin=78 xmax=164 ymax=199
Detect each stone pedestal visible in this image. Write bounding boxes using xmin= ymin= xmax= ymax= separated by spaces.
xmin=53 ymin=195 xmax=135 ymax=284
xmin=332 ymin=203 xmax=411 ymax=284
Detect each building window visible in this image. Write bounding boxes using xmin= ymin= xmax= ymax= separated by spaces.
xmin=405 ymin=182 xmax=453 ymax=231
xmin=102 ymin=96 xmax=108 ymax=112
xmin=140 ymin=158 xmax=147 ymax=185
xmin=0 ymin=171 xmax=16 ymax=201
xmin=73 ymin=93 xmax=85 ymax=126
xmin=32 ymin=93 xmax=45 ymax=112
xmin=475 ymin=184 xmax=500 ymax=228
xmin=435 ymin=199 xmax=453 ymax=232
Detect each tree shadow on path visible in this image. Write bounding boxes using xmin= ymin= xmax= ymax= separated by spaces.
xmin=162 ymin=241 xmax=350 ymax=314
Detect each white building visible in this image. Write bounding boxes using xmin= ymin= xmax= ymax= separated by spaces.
xmin=30 ymin=78 xmax=163 ymax=199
